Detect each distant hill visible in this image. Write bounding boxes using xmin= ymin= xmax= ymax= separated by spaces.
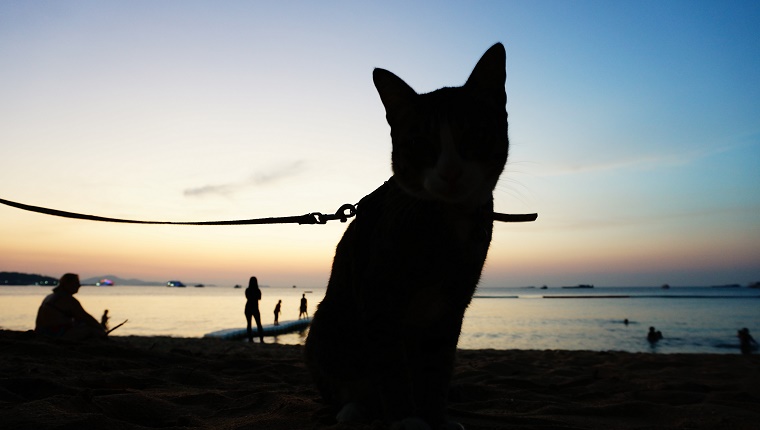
xmin=80 ymin=275 xmax=162 ymax=286
xmin=1 ymin=272 xmax=163 ymax=286
xmin=0 ymin=272 xmax=57 ymax=286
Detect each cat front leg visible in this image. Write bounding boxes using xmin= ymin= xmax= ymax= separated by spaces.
xmin=405 ymin=316 xmax=465 ymax=429
xmin=370 ymin=330 xmax=463 ymax=429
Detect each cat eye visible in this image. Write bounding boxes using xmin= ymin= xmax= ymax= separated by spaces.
xmin=397 ymin=135 xmax=438 ymax=166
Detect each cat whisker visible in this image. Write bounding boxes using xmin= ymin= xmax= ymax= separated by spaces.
xmin=495 ymin=182 xmax=532 ymax=207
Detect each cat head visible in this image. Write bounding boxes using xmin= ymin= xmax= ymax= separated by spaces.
xmin=373 ymin=43 xmax=509 ymax=208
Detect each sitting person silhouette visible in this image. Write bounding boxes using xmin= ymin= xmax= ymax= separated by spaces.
xmin=35 ymin=273 xmax=107 ymax=340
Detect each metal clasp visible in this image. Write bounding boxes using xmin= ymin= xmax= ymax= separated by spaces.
xmin=305 ymin=203 xmax=357 ymax=224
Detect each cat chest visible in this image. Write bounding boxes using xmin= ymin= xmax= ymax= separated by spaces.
xmin=395 ymin=224 xmax=490 ymax=273
xmin=403 ymin=283 xmax=464 ymax=330
xmin=384 ymin=236 xmax=486 ymax=329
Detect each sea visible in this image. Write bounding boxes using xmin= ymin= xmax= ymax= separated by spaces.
xmin=1 ymin=285 xmax=758 ymax=354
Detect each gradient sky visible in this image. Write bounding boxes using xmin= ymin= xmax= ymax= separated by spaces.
xmin=1 ymin=1 xmax=759 ymax=288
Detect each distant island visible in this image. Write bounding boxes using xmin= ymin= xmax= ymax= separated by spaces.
xmin=80 ymin=275 xmax=164 ymax=286
xmin=1 ymin=272 xmax=163 ymax=286
xmin=0 ymin=272 xmax=58 ymax=286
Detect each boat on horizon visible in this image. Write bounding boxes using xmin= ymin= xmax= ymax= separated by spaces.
xmin=562 ymin=284 xmax=594 ymax=289
xmin=166 ymin=280 xmax=186 ymax=288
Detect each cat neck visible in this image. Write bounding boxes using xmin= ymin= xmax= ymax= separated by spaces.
xmin=357 ymin=176 xmax=493 ymax=245
xmin=386 ymin=175 xmax=493 ymax=215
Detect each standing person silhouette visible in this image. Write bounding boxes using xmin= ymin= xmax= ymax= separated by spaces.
xmin=244 ymin=277 xmax=265 ymax=343
xmin=274 ymin=300 xmax=282 ymax=326
xmin=101 ymin=309 xmax=110 ymax=331
xmin=299 ymin=293 xmax=308 ymax=319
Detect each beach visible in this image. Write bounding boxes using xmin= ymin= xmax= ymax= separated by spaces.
xmin=1 ymin=330 xmax=758 ymax=429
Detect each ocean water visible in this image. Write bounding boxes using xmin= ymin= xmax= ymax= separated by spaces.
xmin=463 ymin=287 xmax=760 ymax=354
xmin=1 ymin=285 xmax=758 ymax=354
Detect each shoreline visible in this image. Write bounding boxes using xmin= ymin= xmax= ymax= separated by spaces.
xmin=1 ymin=330 xmax=759 ymax=429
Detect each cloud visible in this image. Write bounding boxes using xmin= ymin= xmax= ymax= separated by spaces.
xmin=250 ymin=160 xmax=306 ymax=185
xmin=183 ymin=183 xmax=240 ymax=197
xmin=537 ymin=205 xmax=759 ymax=232
xmin=534 ymin=144 xmax=736 ymax=177
xmin=183 ymin=160 xmax=306 ymax=197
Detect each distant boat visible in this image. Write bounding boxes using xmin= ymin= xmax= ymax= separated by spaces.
xmin=166 ymin=280 xmax=186 ymax=287
xmin=233 ymin=284 xmax=242 ymax=289
xmin=562 ymin=284 xmax=594 ymax=289
xmin=540 ymin=285 xmax=548 ymax=290
xmin=194 ymin=284 xmax=204 ymax=288
xmin=661 ymin=284 xmax=670 ymax=289
xmin=96 ymin=278 xmax=114 ymax=286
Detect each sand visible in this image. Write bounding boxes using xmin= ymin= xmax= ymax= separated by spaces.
xmin=0 ymin=330 xmax=758 ymax=429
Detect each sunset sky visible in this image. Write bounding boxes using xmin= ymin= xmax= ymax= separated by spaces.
xmin=1 ymin=1 xmax=759 ymax=288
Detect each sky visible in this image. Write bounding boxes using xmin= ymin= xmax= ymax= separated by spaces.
xmin=1 ymin=0 xmax=759 ymax=288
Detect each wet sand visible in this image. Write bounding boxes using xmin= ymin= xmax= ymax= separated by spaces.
xmin=1 ymin=330 xmax=758 ymax=429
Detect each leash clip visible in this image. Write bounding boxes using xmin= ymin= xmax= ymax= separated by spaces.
xmin=304 ymin=204 xmax=357 ymax=224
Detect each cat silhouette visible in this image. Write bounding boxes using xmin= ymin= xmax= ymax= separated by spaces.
xmin=305 ymin=43 xmax=509 ymax=430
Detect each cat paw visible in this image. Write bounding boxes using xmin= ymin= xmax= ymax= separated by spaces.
xmin=390 ymin=417 xmax=431 ymax=430
xmin=441 ymin=420 xmax=465 ymax=430
xmin=336 ymin=402 xmax=367 ymax=423
xmin=389 ymin=418 xmax=465 ymax=430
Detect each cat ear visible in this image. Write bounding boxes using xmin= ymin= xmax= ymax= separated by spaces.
xmin=465 ymin=43 xmax=506 ymax=107
xmin=373 ymin=68 xmax=418 ymax=121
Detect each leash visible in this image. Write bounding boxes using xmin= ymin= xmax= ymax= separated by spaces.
xmin=0 ymin=197 xmax=357 ymax=225
xmin=0 ymin=197 xmax=536 ymax=225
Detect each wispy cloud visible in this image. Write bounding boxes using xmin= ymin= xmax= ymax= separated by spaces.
xmin=538 ymin=205 xmax=759 ymax=232
xmin=534 ymin=144 xmax=737 ymax=177
xmin=183 ymin=160 xmax=306 ymax=197
xmin=183 ymin=183 xmax=240 ymax=197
